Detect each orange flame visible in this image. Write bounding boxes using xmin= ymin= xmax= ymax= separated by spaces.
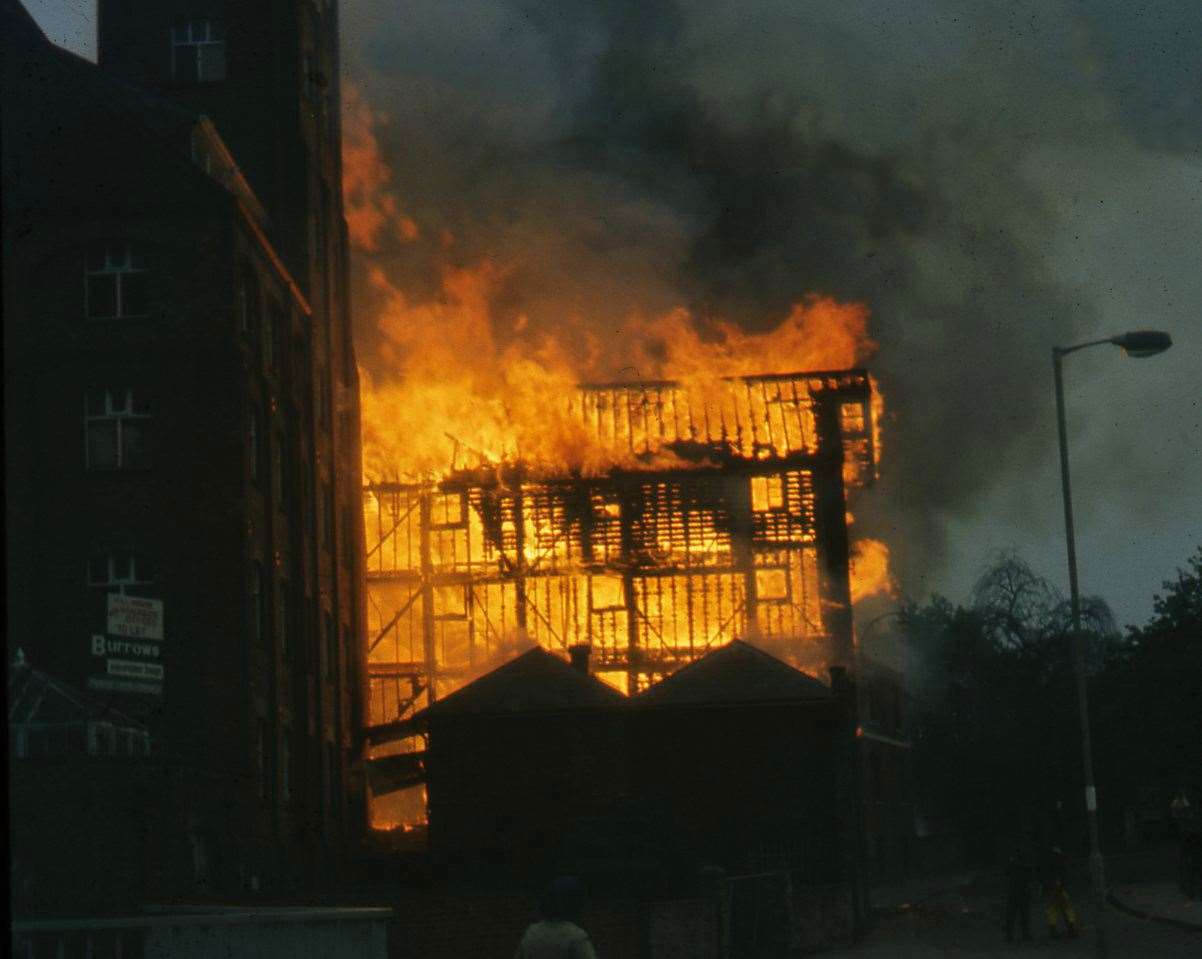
xmin=342 ymin=84 xmax=419 ymax=252
xmin=850 ymin=538 xmax=898 ymax=603
xmin=359 ymin=258 xmax=879 ymax=481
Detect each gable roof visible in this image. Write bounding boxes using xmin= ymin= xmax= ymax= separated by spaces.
xmin=9 ymin=658 xmax=145 ymax=730
xmin=636 ymin=640 xmax=833 ymax=707
xmin=421 ymin=646 xmax=625 ymax=717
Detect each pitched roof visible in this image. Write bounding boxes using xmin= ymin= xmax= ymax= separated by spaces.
xmin=9 ymin=658 xmax=145 ymax=730
xmin=421 ymin=646 xmax=626 ymax=717
xmin=635 ymin=640 xmax=833 ymax=707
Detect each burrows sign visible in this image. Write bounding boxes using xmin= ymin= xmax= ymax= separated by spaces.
xmin=86 ymin=595 xmax=165 ymax=695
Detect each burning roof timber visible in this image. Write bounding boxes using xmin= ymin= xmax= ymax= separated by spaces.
xmin=364 ymin=367 xmax=874 ymax=712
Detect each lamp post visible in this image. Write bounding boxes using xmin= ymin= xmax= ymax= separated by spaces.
xmin=1052 ymin=329 xmax=1172 ymax=957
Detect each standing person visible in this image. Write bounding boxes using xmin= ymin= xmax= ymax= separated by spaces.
xmin=1004 ymin=837 xmax=1033 ymax=942
xmin=515 ymin=876 xmax=598 ymax=959
xmin=1040 ymin=844 xmax=1079 ymax=939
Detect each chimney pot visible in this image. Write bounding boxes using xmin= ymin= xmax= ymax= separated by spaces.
xmin=568 ymin=644 xmax=591 ymax=676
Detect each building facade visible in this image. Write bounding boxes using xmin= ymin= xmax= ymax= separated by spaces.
xmin=3 ymin=0 xmax=365 ymax=906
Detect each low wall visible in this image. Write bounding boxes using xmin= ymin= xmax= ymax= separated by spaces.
xmin=12 ymin=906 xmax=393 ymax=959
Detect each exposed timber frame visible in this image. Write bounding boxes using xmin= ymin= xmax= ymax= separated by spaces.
xmin=364 ymin=369 xmax=874 ymax=725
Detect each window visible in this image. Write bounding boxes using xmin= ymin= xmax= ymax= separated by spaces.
xmin=239 ymin=266 xmax=260 ymax=337
xmin=248 ymin=406 xmax=261 ymax=482
xmin=326 ymin=741 xmax=339 ymax=815
xmin=321 ymin=481 xmax=333 ymax=551
xmin=86 ymin=241 xmax=146 ymax=318
xmin=255 ymin=719 xmax=267 ymax=799
xmin=86 ymin=389 xmax=151 ymax=469
xmin=277 ymin=580 xmax=290 ymax=658
xmin=88 ymin=552 xmax=153 ymax=595
xmin=281 ymin=729 xmax=293 ymax=804
xmin=171 ymin=20 xmax=226 ymax=82
xmin=250 ymin=562 xmax=265 ymax=643
xmin=272 ymin=433 xmax=287 ymax=510
xmin=750 ymin=475 xmax=785 ymax=512
xmin=317 ymin=364 xmax=331 ymax=429
xmin=324 ymin=614 xmax=336 ymax=685
xmin=263 ymin=302 xmax=286 ymax=376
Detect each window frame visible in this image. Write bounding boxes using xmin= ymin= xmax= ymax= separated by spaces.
xmin=85 ymin=241 xmax=147 ymax=319
xmin=87 ymin=551 xmax=153 ymax=596
xmin=171 ymin=19 xmax=227 ymax=83
xmin=85 ymin=388 xmax=151 ymax=470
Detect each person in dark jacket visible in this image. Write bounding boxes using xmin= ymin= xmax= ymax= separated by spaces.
xmin=1004 ymin=838 xmax=1034 ymax=942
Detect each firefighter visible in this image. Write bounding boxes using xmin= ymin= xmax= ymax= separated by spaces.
xmin=1040 ymin=844 xmax=1079 ymax=939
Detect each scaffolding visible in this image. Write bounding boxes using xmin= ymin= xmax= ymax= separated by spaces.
xmin=364 ymin=369 xmax=874 ymax=724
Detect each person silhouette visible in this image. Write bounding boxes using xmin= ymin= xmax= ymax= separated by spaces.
xmin=514 ymin=876 xmax=597 ymax=959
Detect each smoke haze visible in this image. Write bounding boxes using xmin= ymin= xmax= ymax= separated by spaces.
xmin=22 ymin=0 xmax=1197 ymax=621
xmin=340 ymin=0 xmax=1200 ymax=620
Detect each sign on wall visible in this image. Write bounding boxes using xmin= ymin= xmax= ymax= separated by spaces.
xmin=89 ymin=595 xmax=166 ymax=696
xmin=106 ymin=594 xmax=164 ymax=640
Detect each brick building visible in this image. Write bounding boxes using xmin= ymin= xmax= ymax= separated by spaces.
xmin=3 ymin=0 xmax=365 ymax=907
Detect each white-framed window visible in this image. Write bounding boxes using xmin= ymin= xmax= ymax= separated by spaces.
xmin=88 ymin=551 xmax=154 ymax=596
xmin=171 ymin=20 xmax=226 ymax=83
xmin=85 ymin=388 xmax=151 ymax=470
xmin=86 ymin=241 xmax=146 ymax=319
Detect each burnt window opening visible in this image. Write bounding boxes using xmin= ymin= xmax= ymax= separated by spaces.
xmin=751 ymin=474 xmax=785 ymax=512
xmin=88 ymin=551 xmax=154 ymax=596
xmin=86 ymin=241 xmax=146 ymax=319
xmin=171 ymin=20 xmax=226 ymax=83
xmin=85 ymin=388 xmax=151 ymax=470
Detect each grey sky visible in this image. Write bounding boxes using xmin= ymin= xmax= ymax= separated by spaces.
xmin=24 ymin=0 xmax=1200 ymax=628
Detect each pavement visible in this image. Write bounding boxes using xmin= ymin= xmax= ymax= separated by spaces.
xmin=1110 ymin=879 xmax=1202 ymax=931
xmin=823 ymin=851 xmax=1202 ymax=958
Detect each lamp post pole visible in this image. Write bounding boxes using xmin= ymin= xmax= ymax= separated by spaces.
xmin=1052 ymin=345 xmax=1108 ymax=957
xmin=1050 ymin=329 xmax=1171 ymax=959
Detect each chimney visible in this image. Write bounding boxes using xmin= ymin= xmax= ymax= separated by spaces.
xmin=568 ymin=644 xmax=591 ymax=676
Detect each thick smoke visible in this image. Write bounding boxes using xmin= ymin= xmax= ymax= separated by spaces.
xmin=341 ymin=0 xmax=1201 ymax=601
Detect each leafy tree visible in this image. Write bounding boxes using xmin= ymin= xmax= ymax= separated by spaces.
xmin=901 ymin=553 xmax=1119 ymax=863
xmin=1094 ymin=547 xmax=1202 ymax=830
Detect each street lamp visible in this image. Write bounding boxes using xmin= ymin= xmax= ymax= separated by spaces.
xmin=1052 ymin=328 xmax=1172 ymax=957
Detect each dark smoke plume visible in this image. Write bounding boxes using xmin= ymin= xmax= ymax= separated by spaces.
xmin=342 ymin=0 xmax=1202 ymax=600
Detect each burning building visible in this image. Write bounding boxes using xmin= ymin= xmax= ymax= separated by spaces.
xmin=365 ymin=367 xmax=876 ymax=711
xmin=361 ymin=357 xmax=902 ymax=848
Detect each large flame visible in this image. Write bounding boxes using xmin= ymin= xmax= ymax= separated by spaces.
xmin=360 ymin=259 xmax=878 ymax=480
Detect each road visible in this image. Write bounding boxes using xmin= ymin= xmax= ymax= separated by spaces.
xmin=825 ymin=881 xmax=1200 ymax=958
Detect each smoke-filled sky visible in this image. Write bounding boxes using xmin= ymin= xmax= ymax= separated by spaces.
xmin=29 ymin=0 xmax=1200 ymax=627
